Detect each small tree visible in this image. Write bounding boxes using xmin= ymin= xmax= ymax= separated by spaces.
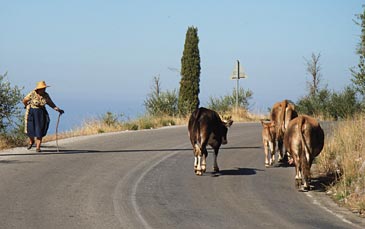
xmin=297 ymin=52 xmax=329 ymax=117
xmin=304 ymin=53 xmax=322 ymax=96
xmin=207 ymin=87 xmax=253 ymax=113
xmin=296 ymin=88 xmax=331 ymax=118
xmin=144 ymin=76 xmax=178 ymax=116
xmin=178 ymin=26 xmax=201 ymax=115
xmin=297 ymin=87 xmax=360 ymax=120
xmin=328 ymin=86 xmax=360 ymax=120
xmin=351 ymin=7 xmax=365 ymax=99
xmin=0 ymin=72 xmax=23 ymax=133
xmin=0 ymin=71 xmax=25 ymax=146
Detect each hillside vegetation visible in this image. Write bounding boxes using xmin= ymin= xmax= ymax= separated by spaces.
xmin=316 ymin=116 xmax=365 ymax=217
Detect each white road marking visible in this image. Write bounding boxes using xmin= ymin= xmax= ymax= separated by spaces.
xmin=305 ymin=192 xmax=362 ymax=228
xmin=113 ymin=143 xmax=185 ymax=229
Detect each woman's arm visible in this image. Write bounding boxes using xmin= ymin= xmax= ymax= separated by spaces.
xmin=46 ymin=96 xmax=64 ymax=114
xmin=22 ymin=92 xmax=32 ymax=107
xmin=22 ymin=98 xmax=30 ymax=107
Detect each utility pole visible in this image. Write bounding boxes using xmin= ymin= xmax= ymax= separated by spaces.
xmin=230 ymin=60 xmax=247 ymax=111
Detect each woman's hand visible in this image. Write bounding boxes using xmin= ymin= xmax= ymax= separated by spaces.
xmin=55 ymin=107 xmax=65 ymax=114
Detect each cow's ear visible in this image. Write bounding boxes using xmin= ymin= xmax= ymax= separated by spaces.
xmin=223 ymin=115 xmax=232 ymax=121
xmin=260 ymin=119 xmax=265 ymax=126
xmin=260 ymin=119 xmax=271 ymax=127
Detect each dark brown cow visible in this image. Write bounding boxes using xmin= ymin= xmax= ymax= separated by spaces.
xmin=270 ymin=100 xmax=298 ymax=163
xmin=188 ymin=107 xmax=233 ymax=176
xmin=284 ymin=115 xmax=324 ymax=191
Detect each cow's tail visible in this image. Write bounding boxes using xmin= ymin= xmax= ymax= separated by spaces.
xmin=299 ymin=116 xmax=311 ymax=184
xmin=192 ymin=108 xmax=202 ymax=156
xmin=278 ymin=100 xmax=288 ymax=138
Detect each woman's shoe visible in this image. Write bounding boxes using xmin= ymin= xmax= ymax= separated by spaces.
xmin=27 ymin=144 xmax=33 ymax=150
xmin=36 ymin=148 xmax=41 ymax=152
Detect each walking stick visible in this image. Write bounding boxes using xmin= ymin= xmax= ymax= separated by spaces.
xmin=56 ymin=112 xmax=62 ymax=152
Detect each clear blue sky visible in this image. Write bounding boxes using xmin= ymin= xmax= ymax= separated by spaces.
xmin=0 ymin=0 xmax=363 ymax=130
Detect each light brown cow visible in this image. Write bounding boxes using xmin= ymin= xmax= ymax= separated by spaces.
xmin=284 ymin=115 xmax=324 ymax=191
xmin=260 ymin=120 xmax=276 ymax=167
xmin=270 ymin=100 xmax=298 ymax=163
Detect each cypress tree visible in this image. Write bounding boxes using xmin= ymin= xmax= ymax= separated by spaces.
xmin=178 ymin=26 xmax=201 ymax=115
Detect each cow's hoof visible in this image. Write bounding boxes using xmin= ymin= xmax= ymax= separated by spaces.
xmin=195 ymin=171 xmax=203 ymax=176
xmin=202 ymin=165 xmax=206 ymax=173
xmin=295 ymin=179 xmax=301 ymax=189
xmin=213 ymin=167 xmax=220 ymax=173
xmin=265 ymin=163 xmax=270 ymax=168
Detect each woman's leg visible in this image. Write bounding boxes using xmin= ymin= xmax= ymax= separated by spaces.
xmin=36 ymin=137 xmax=42 ymax=152
xmin=27 ymin=137 xmax=35 ymax=149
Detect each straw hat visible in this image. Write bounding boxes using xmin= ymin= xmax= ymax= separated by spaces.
xmin=35 ymin=81 xmax=50 ymax=90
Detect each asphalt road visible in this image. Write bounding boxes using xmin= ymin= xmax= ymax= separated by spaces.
xmin=1 ymin=123 xmax=365 ymax=229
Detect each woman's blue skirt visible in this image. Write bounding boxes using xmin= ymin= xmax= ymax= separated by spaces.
xmin=26 ymin=108 xmax=50 ymax=138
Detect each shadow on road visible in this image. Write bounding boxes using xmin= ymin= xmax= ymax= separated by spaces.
xmin=270 ymin=161 xmax=295 ymax=168
xmin=310 ymin=173 xmax=337 ymax=192
xmin=0 ymin=145 xmax=261 ymax=157
xmin=211 ymin=167 xmax=264 ymax=177
xmin=0 ymin=159 xmax=35 ymax=164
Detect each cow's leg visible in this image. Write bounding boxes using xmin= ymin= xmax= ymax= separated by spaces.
xmin=287 ymin=153 xmax=294 ymax=165
xmin=195 ymin=133 xmax=209 ymax=175
xmin=264 ymin=141 xmax=270 ymax=167
xmin=193 ymin=143 xmax=203 ymax=176
xmin=295 ymin=167 xmax=302 ymax=189
xmin=213 ymin=148 xmax=220 ymax=172
xmin=295 ymin=170 xmax=302 ymax=189
xmin=194 ymin=156 xmax=198 ymax=172
xmin=201 ymin=148 xmax=208 ymax=173
xmin=269 ymin=140 xmax=275 ymax=166
xmin=272 ymin=140 xmax=277 ymax=165
xmin=278 ymin=139 xmax=284 ymax=162
xmin=301 ymin=150 xmax=311 ymax=191
xmin=292 ymin=150 xmax=302 ymax=189
xmin=196 ymin=155 xmax=203 ymax=176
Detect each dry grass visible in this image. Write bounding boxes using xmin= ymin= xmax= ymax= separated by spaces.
xmin=42 ymin=115 xmax=190 ymax=143
xmin=0 ymin=138 xmax=8 ymax=150
xmin=316 ymin=115 xmax=365 ymax=216
xmin=219 ymin=107 xmax=267 ymax=122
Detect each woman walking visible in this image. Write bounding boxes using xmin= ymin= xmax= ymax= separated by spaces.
xmin=23 ymin=81 xmax=64 ymax=152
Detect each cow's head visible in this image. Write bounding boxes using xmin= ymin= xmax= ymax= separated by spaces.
xmin=221 ymin=119 xmax=233 ymax=145
xmin=261 ymin=120 xmax=276 ymax=142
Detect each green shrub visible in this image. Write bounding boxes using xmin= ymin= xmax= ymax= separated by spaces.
xmin=160 ymin=119 xmax=175 ymax=126
xmin=207 ymin=87 xmax=253 ymax=113
xmin=125 ymin=123 xmax=139 ymax=130
xmin=139 ymin=120 xmax=154 ymax=129
xmin=145 ymin=90 xmax=178 ymax=116
xmin=101 ymin=111 xmax=123 ymax=127
xmin=296 ymin=87 xmax=361 ymax=120
xmin=327 ymin=86 xmax=360 ymax=120
xmin=144 ymin=77 xmax=178 ymax=116
xmin=0 ymin=72 xmax=25 ymax=148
